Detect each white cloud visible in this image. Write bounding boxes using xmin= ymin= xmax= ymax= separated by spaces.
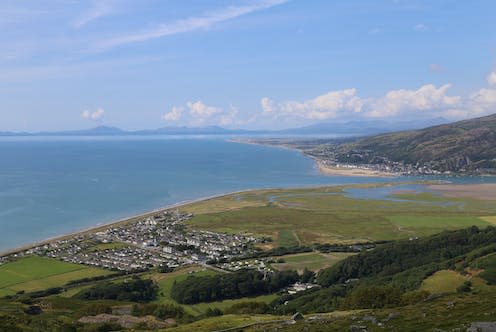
xmin=162 ymin=106 xmax=183 ymax=122
xmin=219 ymin=105 xmax=239 ymax=126
xmin=261 ymin=89 xmax=363 ymax=120
xmin=487 ymin=71 xmax=496 ymax=86
xmin=93 ymin=0 xmax=288 ymax=50
xmin=414 ymin=23 xmax=428 ymax=32
xmin=368 ymin=84 xmax=460 ymax=117
xmin=187 ymin=100 xmax=222 ymax=118
xmin=261 ymin=97 xmax=275 ymax=114
xmin=73 ymin=1 xmax=114 ymax=28
xmin=82 ymin=108 xmax=105 ymax=120
xmin=470 ymin=88 xmax=496 ymax=111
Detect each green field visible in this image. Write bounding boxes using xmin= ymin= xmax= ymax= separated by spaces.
xmin=277 ymin=230 xmax=300 ymax=247
xmin=271 ymin=252 xmax=354 ymax=273
xmin=184 ymin=185 xmax=496 ymax=245
xmin=420 ymin=270 xmax=467 ymax=294
xmin=0 ymin=256 xmax=111 ymax=296
xmin=388 ymin=215 xmax=488 ymax=236
xmin=87 ymin=241 xmax=129 ymax=251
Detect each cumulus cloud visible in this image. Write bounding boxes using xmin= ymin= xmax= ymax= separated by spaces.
xmin=162 ymin=106 xmax=183 ymax=121
xmin=487 ymin=71 xmax=496 ymax=86
xmin=368 ymin=84 xmax=460 ymax=117
xmin=261 ymin=89 xmax=363 ymax=120
xmin=82 ymin=107 xmax=105 ymax=120
xmin=260 ymin=84 xmax=464 ymax=121
xmin=187 ymin=100 xmax=222 ymax=118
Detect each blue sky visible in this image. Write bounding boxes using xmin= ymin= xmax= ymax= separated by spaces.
xmin=1 ymin=0 xmax=496 ymax=131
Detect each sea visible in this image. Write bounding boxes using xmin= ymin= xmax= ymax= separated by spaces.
xmin=0 ymin=136 xmax=493 ymax=252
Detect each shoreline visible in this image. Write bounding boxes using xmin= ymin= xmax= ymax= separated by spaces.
xmin=229 ymin=138 xmax=396 ymax=178
xmin=316 ymin=160 xmax=397 ymax=178
xmin=0 ymin=189 xmax=261 ymax=257
xmin=0 ymin=138 xmax=395 ymax=258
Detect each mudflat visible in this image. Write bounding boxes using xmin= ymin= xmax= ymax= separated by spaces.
xmin=428 ymin=183 xmax=496 ymax=200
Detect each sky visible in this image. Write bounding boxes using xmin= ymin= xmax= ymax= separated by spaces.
xmin=1 ymin=0 xmax=496 ymax=131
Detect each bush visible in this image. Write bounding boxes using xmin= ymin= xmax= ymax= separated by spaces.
xmin=76 ymin=277 xmax=158 ymax=302
xmin=171 ymin=270 xmax=298 ymax=304
xmin=342 ymin=285 xmax=403 ymax=309
xmin=457 ymin=281 xmax=472 ymax=293
xmin=205 ymin=308 xmax=223 ymax=317
xmin=224 ymin=302 xmax=270 ymax=315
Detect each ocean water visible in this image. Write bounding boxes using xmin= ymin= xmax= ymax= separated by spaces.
xmin=0 ymin=136 xmax=493 ymax=252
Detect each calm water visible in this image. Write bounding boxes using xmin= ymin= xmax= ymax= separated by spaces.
xmin=0 ymin=136 xmax=494 ymax=252
xmin=0 ymin=136 xmax=392 ymax=251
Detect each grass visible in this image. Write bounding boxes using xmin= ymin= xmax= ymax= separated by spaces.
xmin=480 ymin=215 xmax=496 ymax=225
xmin=271 ymin=252 xmax=354 ymax=273
xmin=87 ymin=241 xmax=128 ymax=251
xmin=420 ymin=270 xmax=467 ymax=294
xmin=388 ymin=215 xmax=488 ymax=237
xmin=0 ymin=256 xmax=110 ymax=296
xmin=164 ymin=314 xmax=283 ymax=332
xmin=184 ymin=185 xmax=496 ymax=245
xmin=277 ymin=230 xmax=299 ymax=247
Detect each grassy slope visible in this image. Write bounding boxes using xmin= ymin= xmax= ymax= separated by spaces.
xmin=337 ymin=113 xmax=496 ymax=170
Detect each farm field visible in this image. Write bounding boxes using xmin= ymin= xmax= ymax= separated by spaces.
xmin=184 ymin=185 xmax=496 ymax=245
xmin=0 ymin=256 xmax=111 ymax=297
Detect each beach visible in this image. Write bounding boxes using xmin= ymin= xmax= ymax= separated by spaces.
xmin=317 ymin=160 xmax=395 ymax=178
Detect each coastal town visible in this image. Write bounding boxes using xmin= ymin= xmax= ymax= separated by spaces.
xmin=246 ymin=138 xmax=474 ymax=176
xmin=0 ymin=210 xmax=262 ymax=272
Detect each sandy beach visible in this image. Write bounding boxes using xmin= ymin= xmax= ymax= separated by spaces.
xmin=317 ymin=160 xmax=396 ymax=178
xmin=428 ymin=183 xmax=496 ymax=201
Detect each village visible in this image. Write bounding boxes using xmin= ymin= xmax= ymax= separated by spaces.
xmin=1 ymin=210 xmax=261 ymax=272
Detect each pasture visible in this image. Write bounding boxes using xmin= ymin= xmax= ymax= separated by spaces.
xmin=0 ymin=256 xmax=110 ymax=296
xmin=271 ymin=252 xmax=354 ymax=273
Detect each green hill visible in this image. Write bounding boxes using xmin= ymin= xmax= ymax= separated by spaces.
xmin=335 ymin=113 xmax=496 ymax=173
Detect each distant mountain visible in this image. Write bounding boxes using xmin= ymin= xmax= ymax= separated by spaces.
xmin=276 ymin=117 xmax=449 ymax=135
xmin=335 ymin=113 xmax=496 ymax=172
xmin=0 ymin=117 xmax=453 ymax=137
xmin=0 ymin=125 xmax=261 ymax=136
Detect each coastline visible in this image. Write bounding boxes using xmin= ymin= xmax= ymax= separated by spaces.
xmin=229 ymin=138 xmax=396 ymax=178
xmin=0 ymin=189 xmax=260 ymax=257
xmin=316 ymin=160 xmax=396 ymax=178
xmin=1 ymin=138 xmax=392 ymax=258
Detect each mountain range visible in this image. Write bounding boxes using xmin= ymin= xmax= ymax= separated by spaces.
xmin=0 ymin=117 xmax=449 ymax=137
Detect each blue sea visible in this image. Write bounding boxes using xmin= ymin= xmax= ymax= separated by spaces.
xmin=0 ymin=136 xmax=493 ymax=251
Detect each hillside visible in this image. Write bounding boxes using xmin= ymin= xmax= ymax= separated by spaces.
xmin=332 ymin=113 xmax=496 ymax=173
